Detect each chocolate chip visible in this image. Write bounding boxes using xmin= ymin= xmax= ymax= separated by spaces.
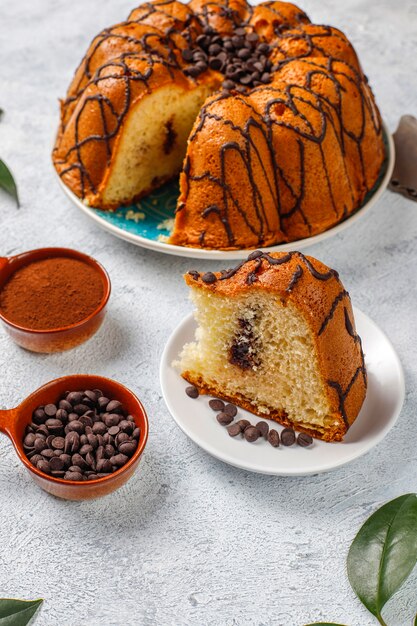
xmin=223 ymin=404 xmax=237 ymax=417
xmin=49 ymin=457 xmax=65 ymax=471
xmin=45 ymin=419 xmax=63 ymax=434
xmin=182 ymin=48 xmax=194 ymax=61
xmin=55 ymin=409 xmax=68 ymax=422
xmin=132 ymin=428 xmax=141 ymax=440
xmin=216 ymin=412 xmax=234 ymax=425
xmin=256 ymin=421 xmax=269 ymax=438
xmin=34 ymin=438 xmax=47 ymax=452
xmin=97 ymin=396 xmax=110 ymax=410
xmin=44 ymin=403 xmax=57 ymax=417
xmin=297 ymin=433 xmax=313 ymax=447
xmin=103 ymin=413 xmax=120 ymax=427
xmin=185 ymin=385 xmax=199 ymax=399
xmin=66 ymin=420 xmax=84 ymax=434
xmin=29 ymin=454 xmax=43 ymax=465
xmin=281 ymin=428 xmax=296 ymax=446
xmin=23 ymin=433 xmax=36 ymax=448
xmin=268 ymin=429 xmax=280 ymax=447
xmin=227 ymin=423 xmax=241 ymax=437
xmin=236 ymin=419 xmax=250 ymax=432
xmin=209 ymin=57 xmax=223 ymax=71
xmin=201 ymin=272 xmax=217 ymax=284
xmin=119 ymin=419 xmax=134 ymax=434
xmin=59 ymin=399 xmax=72 ymax=412
xmin=111 ymin=453 xmax=129 ymax=467
xmin=209 ymin=399 xmax=225 ymax=411
xmin=41 ymin=449 xmax=55 ymax=459
xmin=64 ymin=431 xmax=80 ymax=454
xmin=92 ymin=421 xmax=107 ymax=435
xmin=66 ymin=391 xmax=84 ymax=406
xmin=106 ymin=400 xmax=123 ymax=414
xmin=51 ymin=436 xmax=65 ymax=450
xmin=64 ymin=471 xmax=83 ymax=481
xmin=36 ymin=460 xmax=51 ymax=474
xmin=118 ymin=441 xmax=137 ymax=457
xmin=244 ymin=426 xmax=260 ymax=442
xmin=108 ymin=425 xmax=120 ymax=436
xmin=32 ymin=408 xmax=46 ymax=425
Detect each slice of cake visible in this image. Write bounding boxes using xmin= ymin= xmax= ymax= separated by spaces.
xmin=175 ymin=251 xmax=366 ymax=441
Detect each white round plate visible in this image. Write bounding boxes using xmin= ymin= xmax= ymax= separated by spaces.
xmin=58 ymin=124 xmax=394 ymax=260
xmin=160 ymin=307 xmax=404 ymax=476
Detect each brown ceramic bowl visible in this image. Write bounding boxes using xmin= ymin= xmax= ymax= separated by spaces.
xmin=0 ymin=247 xmax=111 ymax=353
xmin=0 ymin=375 xmax=148 ymax=500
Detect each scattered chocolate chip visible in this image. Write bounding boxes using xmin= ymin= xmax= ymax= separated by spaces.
xmin=236 ymin=419 xmax=250 ymax=432
xmin=223 ymin=403 xmax=237 ymax=418
xmin=227 ymin=423 xmax=242 ymax=437
xmin=256 ymin=421 xmax=269 ymax=438
xmin=244 ymin=426 xmax=260 ymax=442
xmin=216 ymin=412 xmax=234 ymax=425
xmin=281 ymin=428 xmax=296 ymax=446
xmin=185 ymin=385 xmax=199 ymax=399
xmin=297 ymin=432 xmax=313 ymax=447
xmin=267 ymin=429 xmax=280 ymax=447
xmin=209 ymin=399 xmax=225 ymax=411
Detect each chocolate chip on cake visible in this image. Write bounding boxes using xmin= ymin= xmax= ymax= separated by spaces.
xmin=201 ymin=272 xmax=217 ymax=284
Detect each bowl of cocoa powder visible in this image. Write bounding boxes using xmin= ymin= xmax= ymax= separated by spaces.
xmin=0 ymin=248 xmax=111 ymax=352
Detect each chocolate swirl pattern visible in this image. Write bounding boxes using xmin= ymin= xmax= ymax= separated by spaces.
xmin=53 ymin=0 xmax=385 ymax=249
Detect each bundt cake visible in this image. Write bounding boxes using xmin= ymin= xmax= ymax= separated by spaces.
xmin=175 ymin=251 xmax=367 ymax=441
xmin=53 ymin=0 xmax=385 ymax=250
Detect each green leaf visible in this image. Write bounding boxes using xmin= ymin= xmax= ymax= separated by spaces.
xmin=347 ymin=494 xmax=417 ymax=622
xmin=0 ymin=159 xmax=19 ymax=207
xmin=0 ymin=598 xmax=43 ymax=625
xmin=414 ymin=612 xmax=417 ymax=626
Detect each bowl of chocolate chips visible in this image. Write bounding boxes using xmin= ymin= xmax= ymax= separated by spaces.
xmin=0 ymin=375 xmax=148 ymax=500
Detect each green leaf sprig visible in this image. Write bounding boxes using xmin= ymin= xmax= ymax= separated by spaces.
xmin=0 ymin=108 xmax=19 ymax=207
xmin=0 ymin=598 xmax=43 ymax=625
xmin=0 ymin=159 xmax=19 ymax=207
xmin=306 ymin=494 xmax=417 ymax=626
xmin=347 ymin=494 xmax=417 ymax=626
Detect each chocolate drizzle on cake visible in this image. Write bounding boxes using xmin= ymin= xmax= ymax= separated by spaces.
xmin=53 ymin=0 xmax=384 ymax=242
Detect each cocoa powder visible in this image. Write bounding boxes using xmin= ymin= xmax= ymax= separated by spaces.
xmin=0 ymin=257 xmax=104 ymax=330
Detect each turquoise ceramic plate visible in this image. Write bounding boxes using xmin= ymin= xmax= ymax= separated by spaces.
xmin=58 ymin=123 xmax=394 ymax=260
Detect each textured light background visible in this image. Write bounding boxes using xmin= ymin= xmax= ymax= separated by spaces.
xmin=0 ymin=1 xmax=416 ymax=625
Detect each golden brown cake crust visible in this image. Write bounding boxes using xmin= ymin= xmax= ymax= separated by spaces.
xmin=183 ymin=251 xmax=367 ymax=441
